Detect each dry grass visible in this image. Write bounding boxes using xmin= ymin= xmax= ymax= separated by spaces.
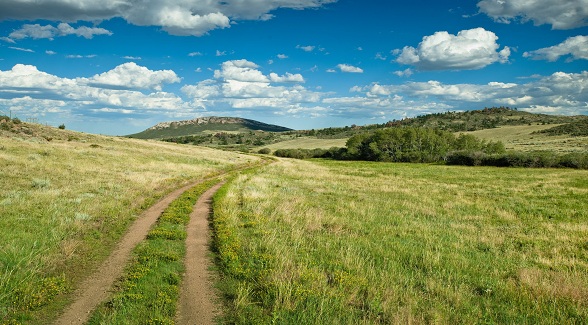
xmin=461 ymin=124 xmax=588 ymax=152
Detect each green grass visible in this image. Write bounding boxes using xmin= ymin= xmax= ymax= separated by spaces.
xmin=0 ymin=124 xmax=259 ymax=324
xmin=87 ymin=178 xmax=220 ymax=325
xmin=212 ymin=159 xmax=588 ymax=324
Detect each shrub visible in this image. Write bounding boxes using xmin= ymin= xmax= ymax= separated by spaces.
xmin=58 ymin=124 xmax=66 ymax=130
xmin=258 ymin=148 xmax=271 ymax=154
xmin=12 ymin=117 xmax=21 ymax=124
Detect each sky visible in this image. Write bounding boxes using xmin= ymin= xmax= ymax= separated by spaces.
xmin=0 ymin=0 xmax=587 ymax=135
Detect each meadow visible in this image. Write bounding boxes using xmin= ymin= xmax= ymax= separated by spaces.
xmin=0 ymin=126 xmax=258 ymax=323
xmin=212 ymin=159 xmax=588 ymax=324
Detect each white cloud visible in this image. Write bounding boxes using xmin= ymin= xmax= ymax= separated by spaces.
xmin=337 ymin=64 xmax=363 ymax=73
xmin=269 ymin=72 xmax=304 ymax=83
xmin=188 ymin=52 xmax=203 ymax=56
xmin=523 ymin=35 xmax=588 ymax=61
xmin=297 ymin=45 xmax=316 ymax=52
xmin=277 ymin=54 xmax=288 ymax=59
xmin=83 ymin=62 xmax=180 ymax=91
xmin=8 ymin=46 xmax=34 ymax=52
xmin=216 ymin=50 xmax=227 ymax=56
xmin=66 ymin=54 xmax=97 ymax=58
xmin=7 ymin=23 xmax=112 ymax=41
xmin=375 ymin=52 xmax=387 ymax=60
xmin=393 ymin=68 xmax=414 ymax=77
xmin=214 ymin=60 xmax=269 ymax=83
xmin=395 ymin=28 xmax=510 ymax=70
xmin=0 ymin=36 xmax=15 ymax=43
xmin=46 ymin=50 xmax=57 ymax=55
xmin=0 ymin=0 xmax=337 ymax=37
xmin=477 ymin=0 xmax=588 ymax=30
xmin=123 ymin=56 xmax=142 ymax=60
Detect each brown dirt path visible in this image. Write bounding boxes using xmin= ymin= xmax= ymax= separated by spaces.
xmin=176 ymin=182 xmax=224 ymax=325
xmin=54 ymin=181 xmax=207 ymax=325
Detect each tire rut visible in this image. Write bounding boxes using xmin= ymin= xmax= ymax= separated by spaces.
xmin=54 ymin=180 xmax=208 ymax=325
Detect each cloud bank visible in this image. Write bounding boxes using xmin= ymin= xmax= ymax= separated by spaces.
xmin=0 ymin=0 xmax=337 ymax=36
xmin=1 ymin=60 xmax=586 ymax=132
xmin=477 ymin=0 xmax=588 ymax=30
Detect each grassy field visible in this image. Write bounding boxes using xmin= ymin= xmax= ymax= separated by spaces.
xmin=0 ymin=124 xmax=258 ymax=323
xmin=462 ymin=124 xmax=588 ymax=153
xmin=258 ymin=137 xmax=348 ymax=151
xmin=212 ymin=159 xmax=588 ymax=324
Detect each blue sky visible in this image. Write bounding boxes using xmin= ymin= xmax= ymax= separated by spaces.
xmin=1 ymin=0 xmax=587 ymax=135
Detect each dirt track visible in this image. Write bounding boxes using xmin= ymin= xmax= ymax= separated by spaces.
xmin=54 ymin=181 xmax=210 ymax=325
xmin=176 ymin=182 xmax=224 ymax=325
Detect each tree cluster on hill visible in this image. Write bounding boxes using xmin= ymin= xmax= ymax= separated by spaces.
xmin=343 ymin=127 xmax=505 ymax=163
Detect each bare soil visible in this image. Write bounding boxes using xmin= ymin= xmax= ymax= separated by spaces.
xmin=176 ymin=182 xmax=224 ymax=325
xmin=53 ymin=181 xmax=208 ymax=325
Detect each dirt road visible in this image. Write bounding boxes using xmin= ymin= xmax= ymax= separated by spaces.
xmin=176 ymin=182 xmax=224 ymax=325
xmin=54 ymin=181 xmax=208 ymax=325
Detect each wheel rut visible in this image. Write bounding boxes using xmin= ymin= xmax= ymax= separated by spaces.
xmin=54 ymin=180 xmax=211 ymax=325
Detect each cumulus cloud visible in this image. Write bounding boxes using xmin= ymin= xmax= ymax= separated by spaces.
xmin=523 ymin=35 xmax=588 ymax=61
xmin=269 ymin=72 xmax=305 ymax=83
xmin=182 ymin=59 xmax=320 ymax=112
xmin=393 ymin=68 xmax=414 ymax=77
xmin=395 ymin=28 xmax=510 ymax=70
xmin=477 ymin=0 xmax=588 ymax=30
xmin=7 ymin=23 xmax=112 ymax=41
xmin=277 ymin=54 xmax=288 ymax=59
xmin=83 ymin=62 xmax=180 ymax=91
xmin=0 ymin=0 xmax=337 ymax=36
xmin=337 ymin=64 xmax=363 ymax=73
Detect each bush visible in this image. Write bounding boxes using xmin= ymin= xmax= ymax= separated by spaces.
xmin=12 ymin=117 xmax=21 ymax=124
xmin=258 ymin=148 xmax=271 ymax=154
xmin=58 ymin=124 xmax=66 ymax=130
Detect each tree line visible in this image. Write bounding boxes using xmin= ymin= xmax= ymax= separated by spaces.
xmin=271 ymin=126 xmax=588 ymax=169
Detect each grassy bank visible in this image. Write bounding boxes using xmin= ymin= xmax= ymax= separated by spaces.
xmin=212 ymin=159 xmax=588 ymax=323
xmin=0 ymin=126 xmax=258 ymax=323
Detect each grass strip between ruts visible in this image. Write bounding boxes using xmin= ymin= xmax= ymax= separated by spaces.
xmin=87 ymin=178 xmax=220 ymax=325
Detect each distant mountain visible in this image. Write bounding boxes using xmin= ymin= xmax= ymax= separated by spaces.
xmin=127 ymin=116 xmax=293 ymax=139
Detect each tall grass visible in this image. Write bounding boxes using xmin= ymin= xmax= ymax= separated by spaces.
xmin=0 ymin=130 xmax=258 ymax=323
xmin=212 ymin=159 xmax=588 ymax=324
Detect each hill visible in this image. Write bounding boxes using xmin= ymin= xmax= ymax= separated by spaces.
xmin=127 ymin=116 xmax=293 ymax=139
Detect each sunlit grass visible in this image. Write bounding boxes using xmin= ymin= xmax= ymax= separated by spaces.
xmin=212 ymin=159 xmax=588 ymax=324
xmin=0 ymin=127 xmax=258 ymax=323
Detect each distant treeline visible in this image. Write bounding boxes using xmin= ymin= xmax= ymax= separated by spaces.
xmin=271 ymin=126 xmax=588 ymax=169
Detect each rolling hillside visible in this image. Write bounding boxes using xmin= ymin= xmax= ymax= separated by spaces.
xmin=127 ymin=116 xmax=292 ymax=139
